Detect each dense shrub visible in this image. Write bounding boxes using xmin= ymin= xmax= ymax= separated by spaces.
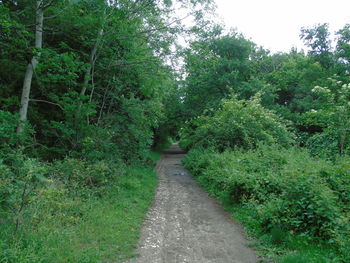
xmin=0 ymin=154 xmax=158 ymax=263
xmin=0 ymin=153 xmax=126 ymax=228
xmin=0 ymin=161 xmax=13 ymax=217
xmin=50 ymin=158 xmax=126 ymax=188
xmin=0 ymin=153 xmax=51 ymax=243
xmin=179 ymin=96 xmax=294 ymax=151
xmin=0 ymin=111 xmax=33 ymax=156
xmin=183 ymin=145 xmax=350 ymax=254
xmin=305 ymin=128 xmax=340 ymax=159
xmin=301 ymin=80 xmax=350 ymax=158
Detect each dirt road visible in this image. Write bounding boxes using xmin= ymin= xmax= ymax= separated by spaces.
xmin=127 ymin=144 xmax=257 ymax=263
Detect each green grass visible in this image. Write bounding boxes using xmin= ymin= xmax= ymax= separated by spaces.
xmin=0 ymin=163 xmax=158 ymax=263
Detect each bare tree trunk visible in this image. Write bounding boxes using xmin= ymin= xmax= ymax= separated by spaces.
xmin=79 ymin=5 xmax=107 ymax=126
xmin=80 ymin=34 xmax=101 ymax=96
xmin=80 ymin=19 xmax=105 ymax=96
xmin=17 ymin=0 xmax=44 ymax=133
xmin=97 ymin=85 xmax=111 ymax=125
xmin=80 ymin=0 xmax=113 ymax=96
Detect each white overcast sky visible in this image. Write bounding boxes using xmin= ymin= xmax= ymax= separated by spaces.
xmin=214 ymin=0 xmax=350 ymax=53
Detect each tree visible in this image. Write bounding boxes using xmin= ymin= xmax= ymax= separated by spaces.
xmin=300 ymin=23 xmax=334 ymax=69
xmin=17 ymin=0 xmax=59 ymax=133
xmin=0 ymin=0 xmax=213 ymax=157
xmin=336 ymin=24 xmax=350 ymax=71
xmin=183 ymin=31 xmax=256 ymax=119
xmin=304 ymin=77 xmax=350 ymax=157
xmin=180 ymin=95 xmax=294 ymax=151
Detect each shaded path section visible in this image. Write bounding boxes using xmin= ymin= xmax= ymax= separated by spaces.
xmin=127 ymin=144 xmax=257 ymax=263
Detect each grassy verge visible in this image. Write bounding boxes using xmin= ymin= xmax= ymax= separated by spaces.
xmin=0 ymin=155 xmax=159 ymax=263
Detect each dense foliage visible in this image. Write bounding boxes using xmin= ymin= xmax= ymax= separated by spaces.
xmin=180 ymin=95 xmax=294 ymax=151
xmin=0 ymin=0 xmax=212 ymax=261
xmin=182 ymin=23 xmax=350 ymax=145
xmin=183 ymin=146 xmax=350 ymax=261
xmin=180 ymin=22 xmax=350 ymax=262
xmin=0 ymin=158 xmax=158 ymax=262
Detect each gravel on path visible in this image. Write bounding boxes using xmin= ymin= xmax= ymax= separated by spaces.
xmin=126 ymin=144 xmax=257 ymax=263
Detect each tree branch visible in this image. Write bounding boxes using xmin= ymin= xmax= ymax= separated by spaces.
xmin=30 ymin=99 xmax=63 ymax=110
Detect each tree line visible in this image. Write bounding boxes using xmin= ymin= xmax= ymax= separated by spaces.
xmin=0 ymin=0 xmax=213 ymax=261
xmin=180 ymin=23 xmax=350 ymax=262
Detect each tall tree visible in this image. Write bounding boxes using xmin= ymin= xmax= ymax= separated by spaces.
xmin=336 ymin=24 xmax=350 ymax=71
xmin=17 ymin=0 xmax=53 ymax=133
xmin=183 ymin=31 xmax=256 ymax=118
xmin=300 ymin=23 xmax=333 ymax=69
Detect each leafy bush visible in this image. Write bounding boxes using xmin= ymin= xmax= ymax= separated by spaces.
xmin=180 ymin=95 xmax=294 ymax=151
xmin=0 ymin=152 xmax=49 ymax=233
xmin=0 ymin=151 xmax=126 ymax=231
xmin=0 ymin=157 xmax=158 ymax=263
xmin=0 ymin=162 xmax=12 ymax=217
xmin=305 ymin=128 xmax=340 ymax=159
xmin=183 ymin=144 xmax=350 ymax=256
xmin=49 ymin=158 xmax=126 ymax=189
xmin=106 ymin=96 xmax=162 ymax=162
xmin=0 ymin=111 xmax=33 ymax=156
xmin=38 ymin=92 xmax=97 ymax=159
xmin=301 ymin=79 xmax=350 ymax=158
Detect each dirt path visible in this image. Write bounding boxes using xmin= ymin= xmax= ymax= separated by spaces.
xmin=127 ymin=144 xmax=257 ymax=263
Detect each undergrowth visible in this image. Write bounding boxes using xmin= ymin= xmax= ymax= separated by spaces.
xmin=0 ymin=153 xmax=159 ymax=263
xmin=183 ymin=144 xmax=350 ymax=263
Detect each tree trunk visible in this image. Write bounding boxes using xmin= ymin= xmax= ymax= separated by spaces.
xmin=17 ymin=0 xmax=44 ymax=133
xmin=80 ymin=20 xmax=105 ymax=96
xmin=97 ymin=85 xmax=111 ymax=125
